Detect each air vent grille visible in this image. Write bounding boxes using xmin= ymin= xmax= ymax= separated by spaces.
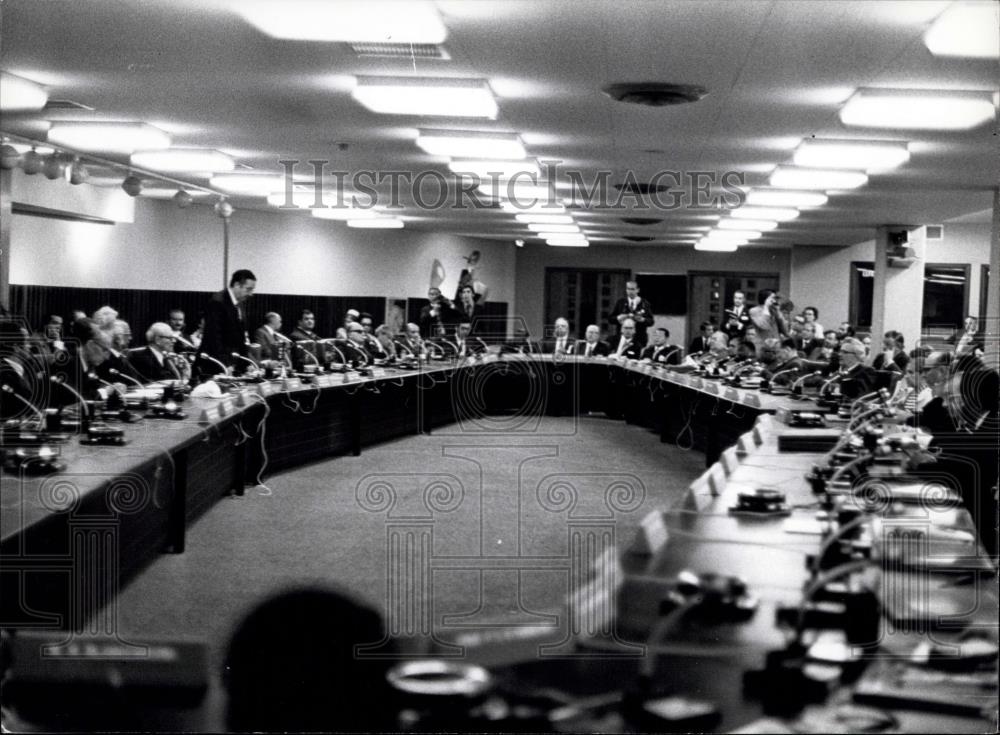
xmin=622 ymin=236 xmax=656 ymax=242
xmin=603 ymin=82 xmax=708 ymax=107
xmin=926 ymin=225 xmax=944 ymax=241
xmin=349 ymin=42 xmax=450 ymax=60
xmin=620 ymin=217 xmax=662 ymax=226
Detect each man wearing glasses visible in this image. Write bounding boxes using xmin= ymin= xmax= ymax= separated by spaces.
xmin=131 ymin=322 xmax=183 ymax=382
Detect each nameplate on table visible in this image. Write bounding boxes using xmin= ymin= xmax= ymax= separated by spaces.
xmin=282 ymin=377 xmax=303 ymax=391
xmin=724 ymin=387 xmax=741 ymax=402
xmin=742 ymin=393 xmax=762 ymax=408
xmin=370 ymin=368 xmax=387 ymax=378
xmin=218 ymin=395 xmax=235 ymax=416
xmin=198 ymin=405 xmax=222 ymax=425
xmin=702 ymin=381 xmax=719 ymax=395
xmin=689 ymin=376 xmax=704 ymax=389
xmin=314 ymin=374 xmax=335 ymax=388
xmin=234 ymin=389 xmax=255 ymax=407
xmin=343 ymin=371 xmax=360 ymax=383
xmin=257 ymin=381 xmax=277 ymax=397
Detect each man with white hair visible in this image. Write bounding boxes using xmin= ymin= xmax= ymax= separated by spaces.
xmin=577 ymin=324 xmax=610 ymax=357
xmin=540 ymin=317 xmax=575 ymax=354
xmin=131 ymin=322 xmax=182 ymax=382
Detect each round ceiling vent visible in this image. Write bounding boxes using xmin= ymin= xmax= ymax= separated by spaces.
xmin=603 ymin=82 xmax=708 ymax=107
xmin=622 ymin=235 xmax=657 ymax=242
xmin=620 ymin=217 xmax=662 ymax=226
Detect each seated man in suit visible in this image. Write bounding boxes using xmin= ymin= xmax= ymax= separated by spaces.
xmin=202 ymin=268 xmax=256 ymax=369
xmin=396 ymin=322 xmax=428 ymax=359
xmin=254 ymin=312 xmax=285 ymax=362
xmin=688 ymin=321 xmax=714 ymax=357
xmin=29 ymin=313 xmax=67 ymax=368
xmin=808 ymin=329 xmax=841 ymax=373
xmin=453 ymin=319 xmax=487 ymax=358
xmin=577 ymin=324 xmax=610 ymax=358
xmin=762 ymin=338 xmax=804 ymax=384
xmin=539 ymin=317 xmax=575 ymax=355
xmin=835 ymin=337 xmax=878 ymax=400
xmin=289 ymin=309 xmax=323 ymax=370
xmin=610 ymin=318 xmax=642 ymax=360
xmin=0 ymin=318 xmax=39 ymax=421
xmin=131 ymin=322 xmax=185 ymax=383
xmin=100 ymin=319 xmax=143 ymax=383
xmin=641 ymin=327 xmax=681 ymax=365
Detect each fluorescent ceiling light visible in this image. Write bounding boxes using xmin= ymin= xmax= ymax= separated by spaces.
xmin=704 ymin=229 xmax=762 ymax=241
xmin=0 ymin=71 xmax=48 ymax=111
xmin=489 ymin=182 xmax=560 ymax=201
xmin=546 ymin=238 xmax=589 ymax=247
xmin=234 ymin=0 xmax=447 ymax=43
xmin=544 ymin=233 xmax=588 ymax=242
xmin=347 ymin=217 xmax=404 ymax=229
xmin=529 ymin=224 xmax=582 ymax=234
xmin=695 ymin=241 xmax=739 ymax=252
xmin=744 ymin=189 xmax=828 ymax=208
xmin=924 ymin=1 xmax=1000 ymax=58
xmin=730 ymin=206 xmax=799 ymax=222
xmin=719 ymin=218 xmax=777 ymax=231
xmin=514 ymin=214 xmax=574 ymax=225
xmin=448 ymin=159 xmax=539 ymax=179
xmin=416 ymin=130 xmax=526 ymax=159
xmin=793 ymin=139 xmax=910 ymax=171
xmin=312 ymin=207 xmax=379 ymax=220
xmin=48 ymin=122 xmax=171 ymax=155
xmin=210 ymin=174 xmax=284 ymax=195
xmin=352 ymin=77 xmax=497 ymax=118
xmin=130 ymin=148 xmax=235 ymax=174
xmin=839 ymin=88 xmax=995 ymax=130
xmin=500 ymin=200 xmax=567 ymax=215
xmin=769 ymin=166 xmax=867 ymax=190
xmin=9 ymin=143 xmax=55 ymax=155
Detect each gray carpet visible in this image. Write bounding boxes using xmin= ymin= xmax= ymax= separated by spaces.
xmin=99 ymin=416 xmax=704 ymax=669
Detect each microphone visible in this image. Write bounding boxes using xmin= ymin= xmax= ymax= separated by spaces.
xmin=88 ymin=371 xmax=122 ymax=396
xmin=200 ymin=352 xmax=231 ymax=376
xmin=424 ymin=341 xmax=445 ymax=358
xmin=1 ymin=384 xmax=46 ymax=426
xmin=656 ymin=347 xmax=681 ymax=365
xmin=474 ymin=337 xmax=489 ymax=354
xmin=818 ymin=372 xmax=844 ymax=397
xmin=231 ymin=352 xmax=259 ymax=373
xmin=848 ymin=389 xmax=883 ymax=416
xmin=297 ymin=345 xmax=321 ymax=368
xmin=767 ymin=367 xmax=801 ymax=387
xmin=173 ymin=333 xmax=195 ymax=349
xmin=50 ymin=375 xmax=91 ymax=417
xmin=341 ymin=340 xmax=370 ymax=366
xmin=439 ymin=338 xmax=459 ymax=356
xmin=790 ymin=370 xmax=823 ymax=395
xmin=393 ymin=340 xmax=415 ymax=358
xmin=109 ymin=368 xmax=145 ymax=389
xmin=320 ymin=340 xmax=348 ymax=368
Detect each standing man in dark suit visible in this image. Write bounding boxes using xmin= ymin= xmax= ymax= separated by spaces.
xmin=202 ymin=269 xmax=256 ymax=370
xmin=454 ymin=285 xmax=482 ymax=330
xmin=608 ymin=280 xmax=654 ymax=346
xmin=539 ymin=317 xmax=575 ymax=355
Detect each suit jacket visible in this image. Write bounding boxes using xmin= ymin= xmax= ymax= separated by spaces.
xmin=641 ymin=343 xmax=681 ymax=365
xmin=539 ymin=336 xmax=576 ymax=355
xmin=608 ymin=297 xmax=654 ymax=344
xmin=688 ymin=335 xmax=712 ymax=356
xmin=202 ymin=289 xmax=248 ymax=366
xmin=577 ymin=340 xmax=610 ymax=357
xmin=872 ymin=350 xmax=909 ymax=373
xmin=609 ymin=335 xmax=642 ymax=359
xmin=454 ymin=336 xmax=487 ymax=357
xmin=396 ymin=334 xmax=427 ymax=358
xmin=130 ymin=346 xmax=178 ymax=383
xmin=1 ymin=359 xmax=37 ymax=420
xmin=838 ymin=363 xmax=878 ymax=400
xmin=452 ymin=302 xmax=484 ymax=330
xmin=418 ymin=298 xmax=452 ymax=338
xmin=96 ymin=350 xmax=143 ymax=384
xmin=254 ymin=326 xmax=285 ymax=361
xmin=724 ymin=304 xmax=752 ymax=339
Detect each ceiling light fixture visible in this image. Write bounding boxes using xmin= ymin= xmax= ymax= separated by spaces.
xmin=499 ymin=199 xmax=567 ymax=215
xmin=352 ymin=77 xmax=498 ymax=118
xmin=839 ymin=88 xmax=995 ymax=130
xmin=924 ymin=1 xmax=1000 ymax=59
xmin=529 ymin=224 xmax=582 ymax=234
xmin=235 ymin=0 xmax=447 ymax=43
xmin=448 ymin=159 xmax=539 ymax=180
xmin=209 ymin=174 xmax=285 ymax=196
xmin=793 ymin=139 xmax=910 ymax=171
xmin=730 ymin=206 xmax=799 ymax=221
xmin=0 ymin=71 xmax=48 ymax=111
xmin=704 ymin=229 xmax=762 ymax=241
xmin=718 ymin=218 xmax=777 ymax=231
xmin=769 ymin=166 xmax=867 ymax=190
xmin=346 ymin=217 xmax=404 ymax=229
xmin=514 ymin=213 xmax=575 ymax=225
xmin=695 ymin=241 xmax=739 ymax=252
xmin=130 ymin=148 xmax=235 ymax=174
xmin=546 ymin=238 xmax=589 ymax=247
xmin=744 ymin=189 xmax=828 ymax=208
xmin=416 ymin=130 xmax=526 ymax=159
xmin=47 ymin=122 xmax=171 ymax=155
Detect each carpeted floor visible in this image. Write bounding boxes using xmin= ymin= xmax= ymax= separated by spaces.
xmin=99 ymin=415 xmax=704 ymax=669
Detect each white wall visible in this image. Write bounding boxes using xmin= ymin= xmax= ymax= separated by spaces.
xmin=10 ymin=197 xmax=517 ymax=305
xmin=789 ymin=223 xmax=992 ymax=331
xmin=514 ymin=243 xmax=792 ymax=347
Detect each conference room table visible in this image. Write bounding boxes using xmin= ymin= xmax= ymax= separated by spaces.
xmin=0 ymin=352 xmax=996 ymax=732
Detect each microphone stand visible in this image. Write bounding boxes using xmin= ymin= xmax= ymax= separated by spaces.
xmin=199 ymin=352 xmax=232 ymax=377
xmin=1 ymin=384 xmax=46 ymax=428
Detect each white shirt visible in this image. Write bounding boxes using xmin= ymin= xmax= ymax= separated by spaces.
xmin=616 ymin=336 xmax=630 ymax=356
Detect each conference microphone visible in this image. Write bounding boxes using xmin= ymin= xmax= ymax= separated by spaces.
xmin=393 ymin=341 xmax=415 ymax=358
xmin=790 ymin=370 xmax=823 ymax=395
xmin=50 ymin=375 xmax=91 ymax=417
xmin=109 ymin=368 xmax=145 ymax=389
xmin=655 ymin=347 xmax=681 ymax=365
xmin=818 ymin=372 xmax=844 ymax=397
xmin=767 ymin=367 xmax=801 ymax=386
xmin=1 ymin=383 xmax=46 ymax=425
xmin=297 ymin=346 xmax=321 ymax=368
xmin=231 ymin=352 xmax=259 ymax=372
xmin=423 ymin=341 xmax=445 ymax=358
xmin=173 ymin=333 xmax=195 ymax=349
xmin=474 ymin=337 xmax=489 ymax=354
xmin=319 ymin=340 xmax=348 ymax=368
xmin=199 ymin=353 xmax=231 ymax=377
xmin=88 ymin=372 xmax=122 ymax=396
